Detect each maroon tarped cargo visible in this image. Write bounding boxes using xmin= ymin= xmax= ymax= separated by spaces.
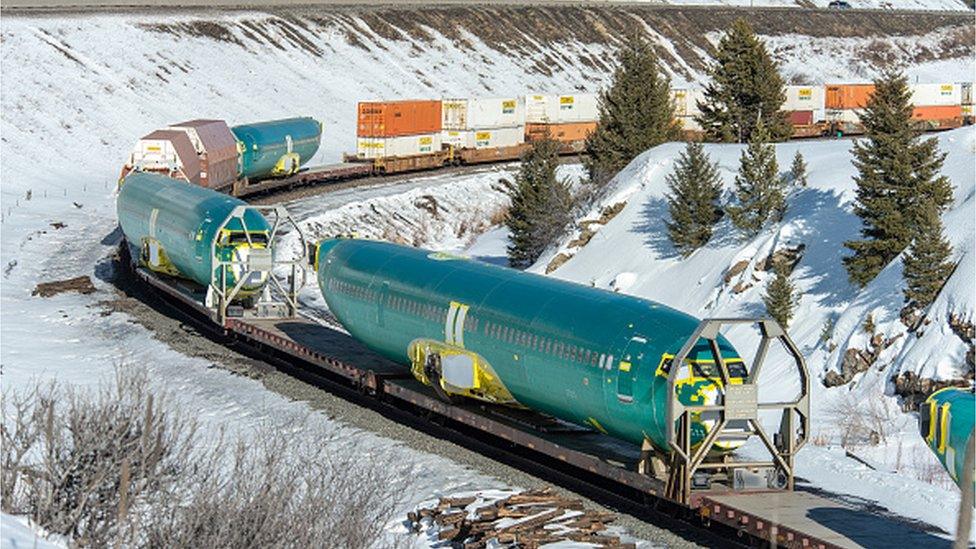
xmin=169 ymin=119 xmax=239 ymax=190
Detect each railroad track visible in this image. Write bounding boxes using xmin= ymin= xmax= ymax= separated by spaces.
xmin=115 ymin=241 xmax=954 ymax=549
xmin=111 ymin=248 xmax=737 ymax=548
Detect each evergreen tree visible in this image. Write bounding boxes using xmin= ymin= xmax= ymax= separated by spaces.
xmin=726 ymin=121 xmax=786 ymax=236
xmin=763 ymin=260 xmax=799 ymax=328
xmin=696 ymin=18 xmax=792 ymax=143
xmin=790 ymin=150 xmax=808 ymax=187
xmin=665 ymin=141 xmax=724 ymax=256
xmin=902 ymin=203 xmax=955 ymax=310
xmin=843 ymin=71 xmax=954 ymax=287
xmin=585 ymin=33 xmax=679 ymax=186
xmin=505 ymin=132 xmax=575 ymax=269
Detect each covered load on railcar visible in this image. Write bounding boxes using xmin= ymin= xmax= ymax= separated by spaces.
xmin=312 ymin=238 xmax=778 ymax=456
xmin=117 ymin=171 xmax=273 ymax=300
xmin=231 ymin=117 xmax=322 ymax=180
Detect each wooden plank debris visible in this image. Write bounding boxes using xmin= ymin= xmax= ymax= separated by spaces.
xmin=407 ymin=487 xmax=636 ymax=548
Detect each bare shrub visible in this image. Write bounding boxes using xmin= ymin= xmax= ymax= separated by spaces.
xmin=3 ymin=368 xmax=405 ymax=548
xmin=141 ymin=427 xmax=404 ymax=549
xmin=2 ymin=367 xmax=195 ymax=546
xmin=1 ymin=384 xmax=44 ymax=513
xmin=824 ymin=392 xmax=898 ymax=448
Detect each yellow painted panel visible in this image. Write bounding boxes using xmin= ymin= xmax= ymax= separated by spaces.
xmin=619 ymin=361 xmax=631 ymax=373
xmin=939 ymin=403 xmax=951 ymax=452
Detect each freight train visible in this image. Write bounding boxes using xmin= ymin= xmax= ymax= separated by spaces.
xmin=674 ymin=82 xmax=974 ymax=138
xmin=920 ymin=387 xmax=975 ymax=492
xmin=313 ymin=238 xmax=765 ymax=455
xmin=117 ymin=171 xmax=276 ymax=305
xmin=121 ymin=82 xmax=973 ymax=199
xmin=120 ymin=117 xmax=322 ymax=195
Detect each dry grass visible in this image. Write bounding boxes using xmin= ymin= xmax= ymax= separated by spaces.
xmin=2 ymin=366 xmax=404 ymax=548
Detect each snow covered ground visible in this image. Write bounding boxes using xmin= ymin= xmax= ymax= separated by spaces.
xmin=532 ymin=127 xmax=976 ymax=541
xmin=1 ymin=8 xmax=972 ymax=547
xmin=0 ymin=167 xmax=524 ymax=548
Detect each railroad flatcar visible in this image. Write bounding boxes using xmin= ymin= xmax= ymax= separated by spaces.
xmin=121 ymin=117 xmax=323 ymax=192
xmin=232 ymin=117 xmax=322 ymax=180
xmin=920 ymin=387 xmax=975 ymax=491
xmin=117 ymin=171 xmax=272 ymax=301
xmin=314 ymin=238 xmax=750 ymax=454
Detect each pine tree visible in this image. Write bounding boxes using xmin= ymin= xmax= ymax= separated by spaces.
xmin=665 ymin=141 xmax=724 ymax=256
xmin=696 ymin=18 xmax=792 ymax=143
xmin=843 ymin=70 xmax=954 ymax=287
xmin=505 ymin=132 xmax=575 ymax=269
xmin=585 ymin=33 xmax=679 ymax=186
xmin=902 ymin=203 xmax=955 ymax=310
xmin=763 ymin=260 xmax=799 ymax=328
xmin=790 ymin=150 xmax=808 ymax=187
xmin=726 ymin=121 xmax=786 ymax=236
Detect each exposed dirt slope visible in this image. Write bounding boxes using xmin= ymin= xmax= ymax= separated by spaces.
xmin=131 ymin=5 xmax=973 ymax=82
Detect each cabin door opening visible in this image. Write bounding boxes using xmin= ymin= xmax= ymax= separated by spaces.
xmin=617 ymin=336 xmax=647 ymax=403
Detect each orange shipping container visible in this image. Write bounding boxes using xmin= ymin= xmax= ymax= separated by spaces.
xmin=357 ymin=100 xmax=441 ymax=137
xmin=825 ymin=84 xmax=875 ymax=110
xmin=912 ymin=105 xmax=963 ymax=121
xmin=525 ymin=122 xmax=597 ymax=143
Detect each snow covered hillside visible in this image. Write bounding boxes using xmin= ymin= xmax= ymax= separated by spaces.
xmin=1 ymin=7 xmax=972 ymax=176
xmin=0 ymin=7 xmax=973 ymax=545
xmin=538 ymin=128 xmax=975 ymax=388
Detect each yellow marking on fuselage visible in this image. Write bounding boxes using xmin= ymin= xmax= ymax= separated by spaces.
xmin=587 ymin=417 xmax=608 ymax=434
xmin=655 ymin=353 xmax=746 ymax=387
xmin=938 ymin=403 xmax=951 ymax=453
xmin=926 ymin=400 xmax=938 ymax=443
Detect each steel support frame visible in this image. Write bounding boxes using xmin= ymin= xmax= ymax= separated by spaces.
xmin=209 ymin=204 xmax=307 ymax=324
xmin=665 ymin=318 xmax=810 ymax=506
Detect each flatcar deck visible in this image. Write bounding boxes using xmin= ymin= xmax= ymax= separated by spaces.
xmin=131 ymin=263 xmax=954 ymax=548
xmin=699 ymin=491 xmax=949 ymax=549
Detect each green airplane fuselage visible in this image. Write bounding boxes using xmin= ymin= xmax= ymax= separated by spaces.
xmin=316 ymin=238 xmax=745 ymax=451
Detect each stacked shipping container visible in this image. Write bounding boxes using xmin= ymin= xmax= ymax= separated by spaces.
xmin=441 ymin=97 xmax=525 ymax=150
xmin=524 ymin=93 xmax=599 ymax=150
xmin=783 ymin=86 xmax=826 ymax=126
xmin=910 ymin=83 xmax=963 ymax=129
xmin=357 ymin=100 xmax=442 ymax=159
xmin=825 ymin=83 xmax=966 ymax=133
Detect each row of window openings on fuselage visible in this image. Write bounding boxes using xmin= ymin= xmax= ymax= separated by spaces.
xmin=328 ymin=277 xmax=614 ymax=370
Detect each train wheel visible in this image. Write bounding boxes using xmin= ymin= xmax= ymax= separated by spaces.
xmin=423 ymin=353 xmax=459 ymax=405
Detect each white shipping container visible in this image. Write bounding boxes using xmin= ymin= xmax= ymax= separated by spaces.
xmin=130 ymin=138 xmax=184 ymax=171
xmin=356 ymin=133 xmax=442 ymax=159
xmin=671 ymin=88 xmax=706 ymax=117
xmin=442 ymin=126 xmax=524 ymax=149
xmin=525 ymin=94 xmax=599 ymax=123
xmin=783 ymin=85 xmax=826 ymax=112
xmin=910 ymin=83 xmax=961 ymax=106
xmin=442 ymin=97 xmax=524 ymax=130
